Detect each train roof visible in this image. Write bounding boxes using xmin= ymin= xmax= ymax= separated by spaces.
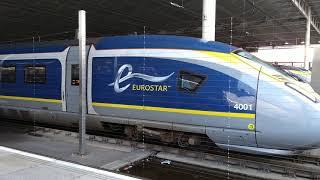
xmin=0 ymin=40 xmax=72 ymax=55
xmin=0 ymin=35 xmax=238 ymax=55
xmin=95 ymin=35 xmax=238 ymax=53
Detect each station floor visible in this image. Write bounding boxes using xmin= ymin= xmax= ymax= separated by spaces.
xmin=0 ymin=122 xmax=150 ymax=180
xmin=0 ymin=146 xmax=140 ymax=180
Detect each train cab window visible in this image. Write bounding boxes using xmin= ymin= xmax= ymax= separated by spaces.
xmin=0 ymin=66 xmax=16 ymax=83
xmin=24 ymin=65 xmax=46 ymax=84
xmin=178 ymin=71 xmax=206 ymax=93
xmin=71 ymin=64 xmax=80 ymax=86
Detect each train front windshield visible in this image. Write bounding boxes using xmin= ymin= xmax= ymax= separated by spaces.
xmin=233 ymin=49 xmax=320 ymax=102
xmin=232 ymin=49 xmax=297 ymax=80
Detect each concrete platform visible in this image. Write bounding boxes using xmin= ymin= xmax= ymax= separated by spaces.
xmin=0 ymin=146 xmax=140 ymax=180
xmin=0 ymin=122 xmax=153 ymax=179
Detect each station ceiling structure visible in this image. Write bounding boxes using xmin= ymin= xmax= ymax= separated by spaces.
xmin=0 ymin=0 xmax=320 ymax=49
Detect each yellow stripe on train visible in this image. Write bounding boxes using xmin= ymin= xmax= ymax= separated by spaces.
xmin=92 ymin=102 xmax=256 ymax=119
xmin=199 ymin=50 xmax=283 ymax=82
xmin=0 ymin=95 xmax=62 ymax=103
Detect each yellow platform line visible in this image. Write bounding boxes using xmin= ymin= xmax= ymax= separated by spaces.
xmin=92 ymin=102 xmax=255 ymax=119
xmin=0 ymin=95 xmax=62 ymax=103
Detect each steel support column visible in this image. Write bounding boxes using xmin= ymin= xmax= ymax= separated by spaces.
xmin=202 ymin=0 xmax=216 ymax=41
xmin=78 ymin=10 xmax=87 ymax=155
xmin=305 ymin=8 xmax=311 ymax=69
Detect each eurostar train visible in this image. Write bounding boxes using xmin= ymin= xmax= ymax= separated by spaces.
xmin=273 ymin=64 xmax=312 ymax=83
xmin=1 ymin=35 xmax=320 ymax=155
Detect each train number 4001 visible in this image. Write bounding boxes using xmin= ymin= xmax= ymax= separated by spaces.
xmin=234 ymin=104 xmax=253 ymax=111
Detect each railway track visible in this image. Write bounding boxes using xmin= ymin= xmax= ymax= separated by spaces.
xmin=121 ymin=156 xmax=264 ymax=180
xmin=1 ymin=120 xmax=320 ymax=179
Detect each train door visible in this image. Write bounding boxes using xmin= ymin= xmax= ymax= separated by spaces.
xmin=205 ymin=68 xmax=259 ymax=148
xmin=65 ymin=46 xmax=89 ymax=113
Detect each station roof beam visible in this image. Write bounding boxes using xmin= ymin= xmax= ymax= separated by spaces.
xmin=291 ymin=0 xmax=320 ymax=34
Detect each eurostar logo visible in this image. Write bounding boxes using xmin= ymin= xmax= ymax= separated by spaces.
xmin=108 ymin=64 xmax=174 ymax=93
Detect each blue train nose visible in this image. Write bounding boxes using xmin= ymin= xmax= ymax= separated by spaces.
xmin=255 ymin=80 xmax=320 ymax=151
xmin=304 ymin=103 xmax=320 ymax=148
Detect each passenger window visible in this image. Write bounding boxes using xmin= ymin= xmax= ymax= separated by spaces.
xmin=178 ymin=71 xmax=206 ymax=92
xmin=0 ymin=65 xmax=16 ymax=83
xmin=24 ymin=65 xmax=46 ymax=84
xmin=71 ymin=64 xmax=80 ymax=86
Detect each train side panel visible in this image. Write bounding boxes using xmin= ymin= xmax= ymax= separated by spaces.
xmin=0 ymin=59 xmax=62 ymax=111
xmin=0 ymin=48 xmax=69 ymax=112
xmin=88 ymin=50 xmax=258 ymax=147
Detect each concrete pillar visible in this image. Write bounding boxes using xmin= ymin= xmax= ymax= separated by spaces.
xmin=311 ymin=48 xmax=320 ymax=94
xmin=202 ymin=0 xmax=216 ymax=41
xmin=78 ymin=10 xmax=87 ymax=155
xmin=305 ymin=7 xmax=311 ymax=70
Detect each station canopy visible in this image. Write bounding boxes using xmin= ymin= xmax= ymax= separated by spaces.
xmin=0 ymin=0 xmax=320 ymax=50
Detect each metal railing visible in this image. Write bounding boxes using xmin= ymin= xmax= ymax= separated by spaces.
xmin=272 ymin=61 xmax=312 ymax=70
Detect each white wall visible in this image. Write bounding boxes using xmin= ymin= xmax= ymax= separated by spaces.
xmin=252 ymin=45 xmax=320 ymax=66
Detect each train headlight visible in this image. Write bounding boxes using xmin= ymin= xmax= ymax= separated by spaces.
xmin=285 ymin=82 xmax=319 ymax=103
